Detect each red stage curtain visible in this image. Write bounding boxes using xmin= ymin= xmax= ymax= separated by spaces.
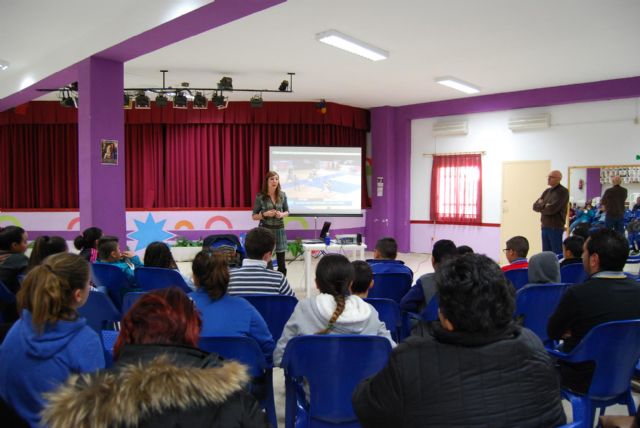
xmin=0 ymin=124 xmax=78 ymax=208
xmin=429 ymin=154 xmax=482 ymax=224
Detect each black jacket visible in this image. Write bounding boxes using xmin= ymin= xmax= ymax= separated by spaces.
xmin=42 ymin=344 xmax=270 ymax=428
xmin=352 ymin=322 xmax=565 ymax=428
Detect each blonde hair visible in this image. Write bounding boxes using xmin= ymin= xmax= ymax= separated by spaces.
xmin=17 ymin=253 xmax=90 ymax=333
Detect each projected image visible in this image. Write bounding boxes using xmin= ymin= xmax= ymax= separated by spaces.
xmin=270 ymin=147 xmax=362 ymax=216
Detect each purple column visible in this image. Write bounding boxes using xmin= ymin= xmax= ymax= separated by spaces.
xmin=586 ymin=168 xmax=602 ymax=203
xmin=367 ymin=107 xmax=411 ymax=252
xmin=77 ymin=57 xmax=126 ymax=244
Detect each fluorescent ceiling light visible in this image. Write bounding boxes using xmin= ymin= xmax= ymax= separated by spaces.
xmin=316 ymin=30 xmax=388 ymax=61
xmin=0 ymin=59 xmax=9 ymax=71
xmin=435 ymin=77 xmax=480 ymax=94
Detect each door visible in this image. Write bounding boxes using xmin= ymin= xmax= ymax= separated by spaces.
xmin=500 ymin=160 xmax=551 ymax=265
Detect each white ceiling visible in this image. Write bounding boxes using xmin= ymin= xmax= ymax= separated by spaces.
xmin=2 ymin=0 xmax=640 ymax=109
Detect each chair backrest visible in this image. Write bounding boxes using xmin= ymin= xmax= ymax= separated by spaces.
xmin=240 ymin=295 xmax=298 ymax=342
xmin=281 ymin=335 xmax=392 ymax=425
xmin=121 ymin=291 xmax=147 ymax=315
xmin=134 ymin=267 xmax=191 ymax=293
xmin=363 ymin=298 xmax=401 ymax=341
xmin=198 ymin=336 xmax=268 ymax=377
xmin=504 ymin=268 xmax=529 ymax=291
xmin=568 ymin=319 xmax=640 ymax=400
xmin=560 ymin=263 xmax=588 ymax=284
xmin=514 ymin=283 xmax=568 ymax=343
xmin=420 ymin=293 xmax=439 ymax=322
xmin=91 ymin=263 xmax=130 ymax=310
xmin=367 ymin=273 xmax=412 ymax=303
xmin=202 ymin=234 xmax=246 ymax=267
xmin=101 ymin=330 xmax=120 ymax=368
xmin=77 ymin=291 xmax=122 ymax=332
xmin=0 ymin=280 xmax=16 ymax=305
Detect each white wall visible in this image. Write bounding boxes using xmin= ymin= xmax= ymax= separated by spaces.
xmin=411 ymin=98 xmax=640 ymax=224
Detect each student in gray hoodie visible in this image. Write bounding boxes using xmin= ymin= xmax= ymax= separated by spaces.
xmin=527 ymin=251 xmax=561 ymax=285
xmin=273 ymin=254 xmax=395 ymax=366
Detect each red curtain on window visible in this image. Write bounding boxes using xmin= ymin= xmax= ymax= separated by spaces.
xmin=430 ymin=154 xmax=482 ymax=224
xmin=0 ymin=124 xmax=78 ymax=208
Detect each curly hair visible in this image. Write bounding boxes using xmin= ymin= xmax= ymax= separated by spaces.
xmin=436 ymin=253 xmax=515 ymax=334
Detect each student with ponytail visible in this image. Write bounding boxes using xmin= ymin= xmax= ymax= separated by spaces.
xmin=73 ymin=227 xmax=102 ymax=263
xmin=0 ymin=253 xmax=105 ymax=427
xmin=273 ymin=254 xmax=395 ymax=366
xmin=27 ymin=235 xmax=68 ymax=270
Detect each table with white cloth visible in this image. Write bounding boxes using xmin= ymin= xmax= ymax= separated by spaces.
xmin=302 ymin=242 xmax=367 ymax=297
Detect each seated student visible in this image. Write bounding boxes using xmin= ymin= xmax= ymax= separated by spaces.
xmin=95 ymin=236 xmax=143 ymax=288
xmin=73 ymin=227 xmax=102 ymax=263
xmin=526 ymin=251 xmax=561 ymax=285
xmin=560 ymin=235 xmax=584 ymax=267
xmin=350 ymin=260 xmax=374 ymax=298
xmin=189 ymin=251 xmax=275 ymax=363
xmin=0 ymin=253 xmax=104 ymax=427
xmin=367 ymin=237 xmax=413 ymax=279
xmin=548 ymin=229 xmax=640 ymax=393
xmin=273 ymin=254 xmax=395 ymax=366
xmin=353 ymin=254 xmax=566 ymax=428
xmin=27 ymin=235 xmax=68 ymax=270
xmin=143 ymin=241 xmax=194 ymax=290
xmin=501 ymin=235 xmax=529 ymax=272
xmin=399 ymin=239 xmax=457 ymax=314
xmin=456 ymin=245 xmax=474 ymax=255
xmin=0 ymin=226 xmax=29 ymax=294
xmin=42 ymin=288 xmax=269 ymax=428
xmin=228 ymin=227 xmax=294 ymax=296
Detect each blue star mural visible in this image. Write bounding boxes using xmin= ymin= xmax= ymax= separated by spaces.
xmin=128 ymin=213 xmax=175 ymax=251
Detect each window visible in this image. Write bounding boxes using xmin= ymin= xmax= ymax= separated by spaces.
xmin=430 ymin=154 xmax=482 ymax=224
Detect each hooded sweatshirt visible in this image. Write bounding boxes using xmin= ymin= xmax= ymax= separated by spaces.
xmin=0 ymin=310 xmax=104 ymax=427
xmin=528 ymin=251 xmax=561 ymax=284
xmin=273 ymin=294 xmax=395 ymax=366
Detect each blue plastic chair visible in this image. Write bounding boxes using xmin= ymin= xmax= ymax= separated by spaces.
xmin=121 ymin=291 xmax=147 ymax=315
xmin=91 ymin=263 xmax=130 ymax=310
xmin=134 ymin=267 xmax=192 ymax=293
xmin=198 ymin=336 xmax=277 ymax=428
xmin=77 ymin=291 xmax=122 ymax=333
xmin=364 ymin=298 xmax=401 ymax=342
xmin=514 ymin=283 xmax=568 ymax=344
xmin=548 ymin=319 xmax=640 ymax=427
xmin=240 ymin=294 xmax=298 ymax=342
xmin=560 ymin=264 xmax=588 ymax=284
xmin=0 ymin=280 xmax=16 ymax=323
xmin=0 ymin=280 xmax=16 ymax=306
xmin=367 ymin=273 xmax=412 ymax=303
xmin=420 ymin=293 xmax=439 ymax=322
xmin=101 ymin=330 xmax=119 ymax=368
xmin=504 ymin=268 xmax=529 ymax=291
xmin=280 ymin=335 xmax=392 ymax=428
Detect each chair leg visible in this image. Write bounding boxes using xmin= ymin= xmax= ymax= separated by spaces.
xmin=569 ymin=395 xmax=595 ymax=428
xmin=265 ymin=370 xmax=278 ymax=428
xmin=624 ymin=390 xmax=637 ymax=415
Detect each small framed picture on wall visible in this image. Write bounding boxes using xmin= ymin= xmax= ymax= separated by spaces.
xmin=101 ymin=139 xmax=118 ymax=165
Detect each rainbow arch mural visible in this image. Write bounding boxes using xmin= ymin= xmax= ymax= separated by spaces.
xmin=205 ymin=216 xmax=233 ymax=230
xmin=284 ymin=217 xmax=309 ymax=229
xmin=174 ymin=220 xmax=195 ymax=230
xmin=0 ymin=215 xmax=22 ymax=227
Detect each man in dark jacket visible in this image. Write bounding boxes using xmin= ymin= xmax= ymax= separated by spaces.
xmin=601 ymin=176 xmax=628 ymax=234
xmin=353 ymin=254 xmax=565 ymax=428
xmin=533 ymin=170 xmax=570 ymax=255
xmin=548 ymin=228 xmax=640 ymax=393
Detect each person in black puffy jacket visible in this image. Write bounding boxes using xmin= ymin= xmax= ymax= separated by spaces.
xmin=353 ymin=253 xmax=566 ymax=428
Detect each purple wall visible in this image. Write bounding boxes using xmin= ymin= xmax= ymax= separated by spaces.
xmin=586 ymin=168 xmax=602 ymax=203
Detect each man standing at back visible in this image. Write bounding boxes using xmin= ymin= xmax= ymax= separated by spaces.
xmin=533 ymin=170 xmax=569 ymax=254
xmin=548 ymin=229 xmax=640 ymax=393
xmin=228 ymin=227 xmax=295 ymax=296
xmin=601 ymin=175 xmax=628 ymax=234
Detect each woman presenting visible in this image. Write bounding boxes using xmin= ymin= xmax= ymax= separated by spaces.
xmin=252 ymin=171 xmax=289 ymax=275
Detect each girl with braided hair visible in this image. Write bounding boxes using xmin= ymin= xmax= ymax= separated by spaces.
xmin=273 ymin=254 xmax=394 ymax=366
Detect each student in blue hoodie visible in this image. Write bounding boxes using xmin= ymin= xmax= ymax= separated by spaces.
xmin=0 ymin=253 xmax=105 ymax=427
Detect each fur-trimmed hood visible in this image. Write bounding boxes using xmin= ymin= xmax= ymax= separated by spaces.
xmin=41 ymin=355 xmax=250 ymax=428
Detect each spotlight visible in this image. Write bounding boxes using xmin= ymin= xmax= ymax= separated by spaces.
xmin=173 ymin=91 xmax=188 ymax=108
xmin=316 ymin=99 xmax=327 ymax=114
xmin=218 ymin=76 xmax=233 ymax=90
xmin=124 ymin=93 xmax=132 ymax=109
xmin=250 ymin=94 xmax=263 ymax=108
xmin=135 ymin=91 xmax=150 ymax=109
xmin=213 ymin=93 xmax=228 ymax=109
xmin=155 ymin=94 xmax=168 ymax=108
xmin=193 ymin=92 xmax=208 ymax=109
xmin=278 ymin=80 xmax=289 ymax=92
xmin=59 ymin=90 xmax=77 ymax=108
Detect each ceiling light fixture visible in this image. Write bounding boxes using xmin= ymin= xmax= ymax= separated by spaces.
xmin=0 ymin=59 xmax=9 ymax=71
xmin=124 ymin=93 xmax=132 ymax=109
xmin=193 ymin=92 xmax=208 ymax=109
xmin=59 ymin=90 xmax=77 ymax=108
xmin=173 ymin=90 xmax=188 ymax=108
xmin=435 ymin=77 xmax=480 ymax=94
xmin=250 ymin=94 xmax=263 ymax=108
xmin=316 ymin=30 xmax=388 ymax=61
xmin=212 ymin=92 xmax=228 ymax=110
xmin=135 ymin=91 xmax=150 ymax=109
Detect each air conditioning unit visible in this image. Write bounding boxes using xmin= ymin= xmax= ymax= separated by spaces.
xmin=508 ymin=113 xmax=550 ymax=132
xmin=433 ymin=120 xmax=468 ymax=136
